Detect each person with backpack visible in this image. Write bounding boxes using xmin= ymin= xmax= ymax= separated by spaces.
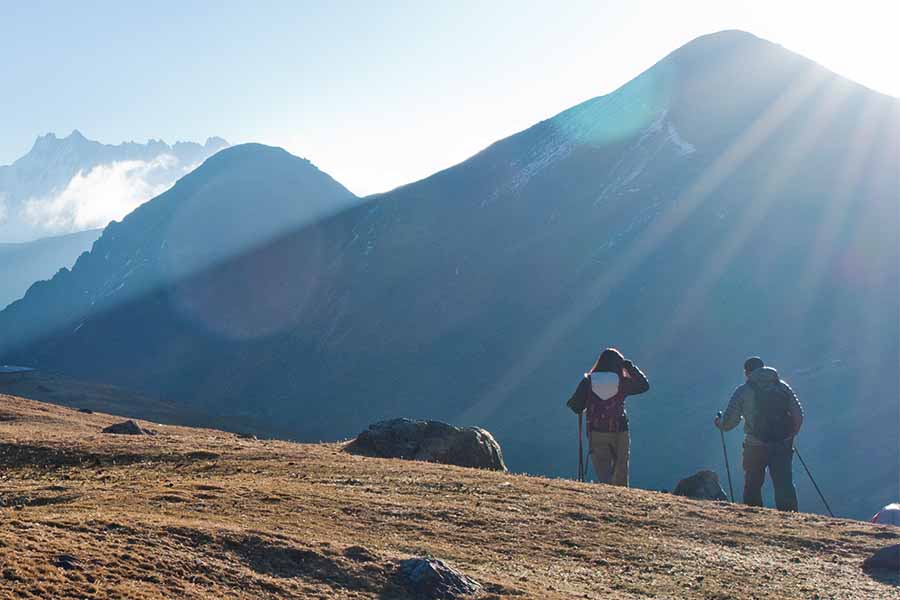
xmin=566 ymin=348 xmax=650 ymax=486
xmin=715 ymin=357 xmax=803 ymax=511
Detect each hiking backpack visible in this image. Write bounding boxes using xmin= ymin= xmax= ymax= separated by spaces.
xmin=749 ymin=382 xmax=795 ymax=442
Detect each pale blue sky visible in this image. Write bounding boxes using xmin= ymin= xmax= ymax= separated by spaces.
xmin=2 ymin=0 xmax=896 ymax=195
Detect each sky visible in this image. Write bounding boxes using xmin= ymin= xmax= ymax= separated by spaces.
xmin=1 ymin=0 xmax=898 ymax=196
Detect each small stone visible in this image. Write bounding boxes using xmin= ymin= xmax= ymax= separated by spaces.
xmin=344 ymin=545 xmax=377 ymax=563
xmin=52 ymin=554 xmax=81 ymax=570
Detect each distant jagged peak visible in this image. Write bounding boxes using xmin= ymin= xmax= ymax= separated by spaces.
xmin=204 ymin=136 xmax=229 ymax=150
xmin=17 ymin=131 xmax=229 ymax=165
xmin=0 ymin=131 xmax=233 ymax=242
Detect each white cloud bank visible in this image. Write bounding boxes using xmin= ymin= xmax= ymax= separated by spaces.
xmin=23 ymin=155 xmax=198 ymax=234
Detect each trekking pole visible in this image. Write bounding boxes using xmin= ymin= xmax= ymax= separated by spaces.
xmin=717 ymin=411 xmax=735 ymax=502
xmin=584 ymin=447 xmax=592 ymax=483
xmin=794 ymin=443 xmax=834 ymax=517
xmin=577 ymin=412 xmax=584 ymax=482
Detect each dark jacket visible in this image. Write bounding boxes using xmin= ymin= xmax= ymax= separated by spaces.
xmin=567 ymin=360 xmax=650 ymax=432
xmin=720 ymin=366 xmax=803 ymax=444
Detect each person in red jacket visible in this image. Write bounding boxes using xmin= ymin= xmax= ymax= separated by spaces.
xmin=566 ymin=348 xmax=650 ymax=486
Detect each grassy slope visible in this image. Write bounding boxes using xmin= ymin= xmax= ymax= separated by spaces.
xmin=0 ymin=394 xmax=897 ymax=599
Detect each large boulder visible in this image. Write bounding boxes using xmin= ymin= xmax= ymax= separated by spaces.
xmin=398 ymin=557 xmax=482 ymax=599
xmin=673 ymin=470 xmax=728 ymax=501
xmin=101 ymin=420 xmax=152 ymax=435
xmin=346 ymin=418 xmax=507 ymax=471
xmin=863 ymin=544 xmax=900 ymax=571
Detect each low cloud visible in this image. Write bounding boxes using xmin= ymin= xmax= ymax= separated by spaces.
xmin=24 ymin=155 xmax=198 ymax=233
xmin=0 ymin=193 xmax=8 ymax=224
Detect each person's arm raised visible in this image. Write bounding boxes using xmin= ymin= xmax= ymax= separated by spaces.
xmin=621 ymin=359 xmax=650 ymax=395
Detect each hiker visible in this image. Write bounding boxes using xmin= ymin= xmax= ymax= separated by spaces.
xmin=566 ymin=348 xmax=650 ymax=486
xmin=715 ymin=357 xmax=803 ymax=511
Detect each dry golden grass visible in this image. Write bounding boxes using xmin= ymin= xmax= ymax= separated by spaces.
xmin=0 ymin=393 xmax=897 ymax=599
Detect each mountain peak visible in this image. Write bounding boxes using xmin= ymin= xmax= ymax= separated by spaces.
xmin=687 ymin=28 xmax=760 ymax=44
xmin=204 ymin=136 xmax=229 ymax=150
xmin=665 ymin=28 xmax=779 ymax=69
xmin=208 ymin=142 xmax=293 ymax=160
xmin=189 ymin=143 xmax=315 ymax=176
xmin=29 ymin=132 xmax=60 ymax=152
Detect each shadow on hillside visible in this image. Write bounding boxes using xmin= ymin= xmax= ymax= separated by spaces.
xmin=0 ymin=441 xmax=218 ymax=469
xmin=224 ymin=534 xmax=387 ymax=591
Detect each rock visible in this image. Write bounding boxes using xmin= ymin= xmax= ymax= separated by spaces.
xmin=398 ymin=557 xmax=481 ymax=599
xmin=673 ymin=470 xmax=728 ymax=501
xmin=52 ymin=554 xmax=81 ymax=570
xmin=77 ymin=408 xmax=94 ymax=414
xmin=863 ymin=544 xmax=900 ymax=571
xmin=344 ymin=545 xmax=377 ymax=563
xmin=346 ymin=418 xmax=507 ymax=471
xmin=101 ymin=420 xmax=150 ymax=435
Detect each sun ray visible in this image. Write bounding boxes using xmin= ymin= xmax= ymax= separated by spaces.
xmin=651 ymin=67 xmax=847 ymax=352
xmin=460 ymin=66 xmax=827 ymax=425
xmin=786 ymin=91 xmax=887 ymax=324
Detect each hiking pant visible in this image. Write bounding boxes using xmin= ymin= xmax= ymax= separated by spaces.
xmin=742 ymin=438 xmax=798 ymax=511
xmin=590 ymin=431 xmax=630 ymax=487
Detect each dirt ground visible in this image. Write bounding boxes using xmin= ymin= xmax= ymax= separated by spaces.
xmin=0 ymin=394 xmax=897 ymax=599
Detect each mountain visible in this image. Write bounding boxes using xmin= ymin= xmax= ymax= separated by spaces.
xmin=0 ymin=131 xmax=229 ymax=242
xmin=0 ymin=30 xmax=897 ymax=519
xmin=1 ymin=394 xmax=896 ymax=598
xmin=0 ymin=229 xmax=101 ymax=308
xmin=0 ymin=143 xmax=358 ymax=359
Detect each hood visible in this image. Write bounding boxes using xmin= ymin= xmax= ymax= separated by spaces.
xmin=748 ymin=366 xmax=780 ymax=387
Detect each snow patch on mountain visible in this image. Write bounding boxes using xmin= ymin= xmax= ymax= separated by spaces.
xmin=483 ymin=131 xmax=574 ymax=207
xmin=486 ymin=100 xmax=695 ymax=207
xmin=0 ymin=132 xmax=228 ymax=242
xmin=667 ymin=121 xmax=696 ymax=156
xmin=593 ymin=110 xmax=695 ymax=206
